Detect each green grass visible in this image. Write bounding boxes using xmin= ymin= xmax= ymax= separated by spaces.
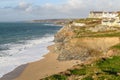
xmin=97 ymin=56 xmax=120 ymax=75
xmin=74 ymin=18 xmax=101 ymax=25
xmin=112 ymin=44 xmax=120 ymax=50
xmin=97 ymin=74 xmax=120 ymax=80
xmin=43 ymin=74 xmax=67 ymax=80
xmin=82 ymin=76 xmax=93 ymax=80
xmin=75 ymin=30 xmax=120 ymax=38
xmin=72 ymin=18 xmax=120 ymax=38
xmin=42 ymin=56 xmax=120 ymax=80
xmin=91 ymin=32 xmax=120 ymax=37
xmin=70 ymin=68 xmax=86 ymax=75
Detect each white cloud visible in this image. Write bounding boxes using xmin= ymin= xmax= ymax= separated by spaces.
xmin=26 ymin=0 xmax=90 ymax=18
xmin=0 ymin=0 xmax=120 ymax=21
xmin=17 ymin=1 xmax=33 ymax=12
xmin=67 ymin=0 xmax=83 ymax=9
xmin=19 ymin=1 xmax=28 ymax=9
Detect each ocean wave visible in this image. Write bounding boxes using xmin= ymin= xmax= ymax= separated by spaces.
xmin=43 ymin=23 xmax=62 ymax=27
xmin=43 ymin=23 xmax=55 ymax=26
xmin=0 ymin=34 xmax=54 ymax=57
xmin=0 ymin=35 xmax=54 ymax=78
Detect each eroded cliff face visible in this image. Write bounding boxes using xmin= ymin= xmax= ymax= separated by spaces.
xmin=54 ymin=25 xmax=120 ymax=61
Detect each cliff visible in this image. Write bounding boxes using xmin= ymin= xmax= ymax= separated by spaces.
xmin=43 ymin=56 xmax=120 ymax=80
xmin=31 ymin=19 xmax=73 ymax=25
xmin=54 ymin=19 xmax=120 ymax=61
xmin=42 ymin=18 xmax=120 ymax=80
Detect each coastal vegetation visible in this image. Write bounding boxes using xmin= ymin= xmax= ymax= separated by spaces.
xmin=49 ymin=17 xmax=120 ymax=80
xmin=74 ymin=18 xmax=101 ymax=25
xmin=74 ymin=30 xmax=120 ymax=38
xmin=72 ymin=18 xmax=120 ymax=38
xmin=111 ymin=43 xmax=120 ymax=50
xmin=42 ymin=56 xmax=120 ymax=80
xmin=54 ymin=17 xmax=120 ymax=61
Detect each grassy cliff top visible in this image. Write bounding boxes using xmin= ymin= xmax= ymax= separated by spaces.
xmin=74 ymin=18 xmax=101 ymax=24
xmin=42 ymin=56 xmax=120 ymax=80
xmin=42 ymin=18 xmax=120 ymax=80
xmin=69 ymin=18 xmax=120 ymax=38
xmin=42 ymin=41 xmax=120 ymax=80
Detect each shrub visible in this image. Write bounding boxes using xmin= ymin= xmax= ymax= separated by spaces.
xmin=46 ymin=74 xmax=67 ymax=80
xmin=70 ymin=68 xmax=86 ymax=75
xmin=97 ymin=56 xmax=120 ymax=75
xmin=82 ymin=76 xmax=93 ymax=80
xmin=112 ymin=44 xmax=120 ymax=50
xmin=98 ymin=75 xmax=120 ymax=80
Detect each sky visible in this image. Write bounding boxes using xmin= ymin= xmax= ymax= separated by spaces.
xmin=0 ymin=0 xmax=120 ymax=22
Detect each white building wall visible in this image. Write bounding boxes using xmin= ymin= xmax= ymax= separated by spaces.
xmin=102 ymin=12 xmax=118 ymax=18
xmin=89 ymin=11 xmax=118 ymax=19
xmin=72 ymin=22 xmax=86 ymax=26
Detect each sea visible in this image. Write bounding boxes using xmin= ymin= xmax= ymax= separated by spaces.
xmin=0 ymin=22 xmax=62 ymax=77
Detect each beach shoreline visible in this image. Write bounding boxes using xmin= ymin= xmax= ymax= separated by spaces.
xmin=15 ymin=45 xmax=81 ymax=80
xmin=0 ymin=64 xmax=28 ymax=80
xmin=0 ymin=45 xmax=81 ymax=80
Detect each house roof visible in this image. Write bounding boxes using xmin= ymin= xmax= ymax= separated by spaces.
xmin=90 ymin=11 xmax=103 ymax=14
xmin=90 ymin=11 xmax=117 ymax=14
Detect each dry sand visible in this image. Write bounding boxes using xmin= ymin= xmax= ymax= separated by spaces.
xmin=14 ymin=45 xmax=81 ymax=80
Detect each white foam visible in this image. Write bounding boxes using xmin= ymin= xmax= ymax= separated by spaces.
xmin=0 ymin=36 xmax=54 ymax=78
xmin=43 ymin=23 xmax=62 ymax=27
xmin=43 ymin=23 xmax=55 ymax=26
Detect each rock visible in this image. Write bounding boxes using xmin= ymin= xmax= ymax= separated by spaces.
xmin=87 ymin=25 xmax=117 ymax=32
xmin=117 ymin=73 xmax=120 ymax=76
xmin=54 ymin=24 xmax=120 ymax=61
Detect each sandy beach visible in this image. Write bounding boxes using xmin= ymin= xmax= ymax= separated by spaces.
xmin=0 ymin=64 xmax=28 ymax=80
xmin=0 ymin=45 xmax=81 ymax=80
xmin=15 ymin=45 xmax=81 ymax=80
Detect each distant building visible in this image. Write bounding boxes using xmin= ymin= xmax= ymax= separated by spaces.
xmin=72 ymin=22 xmax=86 ymax=27
xmin=102 ymin=17 xmax=120 ymax=26
xmin=88 ymin=11 xmax=120 ymax=26
xmin=89 ymin=11 xmax=118 ymax=18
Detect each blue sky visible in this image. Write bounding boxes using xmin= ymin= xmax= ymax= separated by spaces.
xmin=0 ymin=0 xmax=120 ymax=22
xmin=0 ymin=0 xmax=65 ymax=7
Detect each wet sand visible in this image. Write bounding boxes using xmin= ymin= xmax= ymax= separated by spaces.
xmin=0 ymin=45 xmax=81 ymax=80
xmin=0 ymin=64 xmax=28 ymax=80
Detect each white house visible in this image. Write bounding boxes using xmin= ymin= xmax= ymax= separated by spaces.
xmin=88 ymin=11 xmax=120 ymax=26
xmin=89 ymin=11 xmax=103 ymax=18
xmin=102 ymin=12 xmax=118 ymax=18
xmin=72 ymin=22 xmax=86 ymax=27
xmin=102 ymin=17 xmax=120 ymax=26
xmin=89 ymin=11 xmax=118 ymax=19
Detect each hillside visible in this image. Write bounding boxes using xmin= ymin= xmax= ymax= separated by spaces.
xmin=54 ymin=18 xmax=120 ymax=61
xmin=43 ymin=56 xmax=120 ymax=80
xmin=42 ymin=18 xmax=120 ymax=80
xmin=31 ymin=19 xmax=73 ymax=25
